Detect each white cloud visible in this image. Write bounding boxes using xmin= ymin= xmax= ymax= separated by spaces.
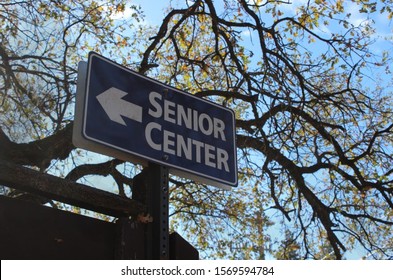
xmin=346 ymin=2 xmax=370 ymax=27
xmin=108 ymin=5 xmax=137 ymax=20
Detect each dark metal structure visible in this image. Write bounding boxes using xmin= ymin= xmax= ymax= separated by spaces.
xmin=0 ymin=159 xmax=198 ymax=260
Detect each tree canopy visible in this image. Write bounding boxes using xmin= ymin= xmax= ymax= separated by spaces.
xmin=1 ymin=0 xmax=393 ymax=259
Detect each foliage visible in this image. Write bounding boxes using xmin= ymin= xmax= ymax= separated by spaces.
xmin=1 ymin=0 xmax=393 ymax=259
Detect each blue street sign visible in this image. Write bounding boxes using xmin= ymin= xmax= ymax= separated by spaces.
xmin=73 ymin=52 xmax=237 ymax=189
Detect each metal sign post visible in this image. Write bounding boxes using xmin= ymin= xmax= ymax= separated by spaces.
xmin=132 ymin=163 xmax=169 ymax=260
xmin=146 ymin=163 xmax=169 ymax=260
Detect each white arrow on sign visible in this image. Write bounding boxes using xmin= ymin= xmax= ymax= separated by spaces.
xmin=96 ymin=87 xmax=143 ymax=125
